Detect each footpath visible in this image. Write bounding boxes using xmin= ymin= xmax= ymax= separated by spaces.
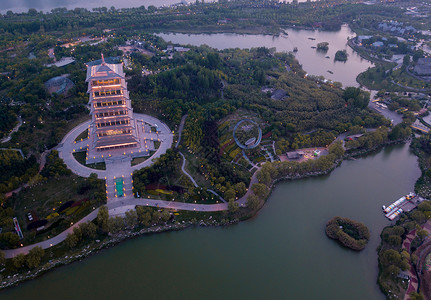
xmin=3 ymin=114 xmax=259 ymax=258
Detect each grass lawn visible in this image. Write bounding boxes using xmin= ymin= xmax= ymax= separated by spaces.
xmin=73 ymin=151 xmax=106 ymax=170
xmin=131 ymin=151 xmax=154 ymax=166
xmin=74 ymin=129 xmax=88 ymax=142
xmin=131 ymin=155 xmax=150 ymax=166
xmin=392 ymin=69 xmax=431 ymax=90
xmin=138 ymin=189 xmax=220 ymax=205
xmin=11 ymin=174 xmax=103 ymax=245
xmin=356 ymin=62 xmax=401 ymax=91
xmin=181 ymin=150 xmax=213 ymax=189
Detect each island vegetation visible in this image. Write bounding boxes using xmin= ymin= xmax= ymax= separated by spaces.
xmin=0 ymin=0 xmax=430 ymax=295
xmin=325 ymin=216 xmax=370 ymax=251
xmin=334 ymin=50 xmax=348 ymax=62
xmin=317 ymin=42 xmax=329 ymax=51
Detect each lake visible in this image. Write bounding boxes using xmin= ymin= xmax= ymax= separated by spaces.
xmin=159 ymin=24 xmax=374 ymax=87
xmin=1 ymin=143 xmax=420 ymax=299
xmin=0 ymin=0 xmax=311 ymax=14
xmin=0 ymin=4 xmax=416 ymax=299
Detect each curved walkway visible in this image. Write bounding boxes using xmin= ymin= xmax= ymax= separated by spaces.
xmin=57 ymin=113 xmax=174 ymax=178
xmin=179 ymin=152 xmax=198 ymax=188
xmin=1 ymin=116 xmax=22 ymax=144
xmin=4 ymin=112 xmax=260 ymax=258
xmin=4 ymin=209 xmax=100 ymax=258
xmin=4 ymin=166 xmax=260 ymax=258
xmin=178 ymin=152 xmax=227 ymax=203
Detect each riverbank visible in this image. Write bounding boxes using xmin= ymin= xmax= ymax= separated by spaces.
xmin=0 ymin=217 xmax=241 ymax=290
xmin=0 ymin=138 xmax=409 ymax=291
xmin=0 ymin=142 xmax=421 ymax=299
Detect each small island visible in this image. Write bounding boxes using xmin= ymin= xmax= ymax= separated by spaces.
xmin=317 ymin=42 xmax=329 ymax=51
xmin=334 ymin=50 xmax=348 ymax=62
xmin=325 ymin=216 xmax=370 ymax=251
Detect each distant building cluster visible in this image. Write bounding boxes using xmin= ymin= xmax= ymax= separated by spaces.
xmin=378 ymin=21 xmax=416 ymax=36
xmin=162 ymin=45 xmax=190 ymax=59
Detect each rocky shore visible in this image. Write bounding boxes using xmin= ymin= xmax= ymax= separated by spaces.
xmin=0 ymin=218 xmax=239 ymax=290
xmin=0 ymin=139 xmax=408 ymax=290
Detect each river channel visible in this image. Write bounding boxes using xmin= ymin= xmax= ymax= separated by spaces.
xmin=0 ymin=0 xmax=311 ymax=14
xmin=0 ymin=6 xmax=419 ymax=299
xmin=1 ymin=143 xmax=421 ymax=299
xmin=159 ymin=24 xmax=374 ymax=87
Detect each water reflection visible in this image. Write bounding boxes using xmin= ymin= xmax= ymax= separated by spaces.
xmin=159 ymin=25 xmax=374 ymax=87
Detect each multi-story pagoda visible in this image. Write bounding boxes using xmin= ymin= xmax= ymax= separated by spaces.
xmin=86 ymin=55 xmax=139 ymax=162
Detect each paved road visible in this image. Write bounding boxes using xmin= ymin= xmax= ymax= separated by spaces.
xmin=368 ymin=101 xmax=403 ymax=126
xmin=4 ymin=113 xmax=261 ymax=258
xmin=3 ymin=165 xmax=260 ymax=258
xmin=4 ymin=208 xmax=100 ymax=258
xmin=57 ymin=113 xmax=174 ymax=178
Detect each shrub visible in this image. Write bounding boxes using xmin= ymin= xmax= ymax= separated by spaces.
xmin=325 ymin=216 xmax=370 ymax=251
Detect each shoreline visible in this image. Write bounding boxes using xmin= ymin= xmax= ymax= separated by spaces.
xmin=0 ymin=23 xmax=416 ymax=294
xmin=0 ymin=139 xmax=409 ymax=291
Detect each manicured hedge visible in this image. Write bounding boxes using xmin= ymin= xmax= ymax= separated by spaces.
xmin=58 ymin=200 xmax=74 ymax=213
xmin=27 ymin=219 xmax=48 ymax=230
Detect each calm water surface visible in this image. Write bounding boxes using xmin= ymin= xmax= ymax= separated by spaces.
xmin=0 ymin=0 xmax=310 ymax=13
xmin=159 ymin=24 xmax=373 ymax=87
xmin=1 ymin=143 xmax=420 ymax=299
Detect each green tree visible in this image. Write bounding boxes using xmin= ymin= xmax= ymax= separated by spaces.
xmin=228 ymin=199 xmax=239 ymax=213
xmin=0 ymin=232 xmax=20 ymax=248
xmin=224 ymin=188 xmax=236 ymax=202
xmin=381 ymin=249 xmax=401 ymax=266
xmin=328 ymin=141 xmax=344 ymax=158
xmin=108 ymin=216 xmax=124 ymax=233
xmin=97 ymin=206 xmax=109 ymax=232
xmin=417 ymin=229 xmax=429 ymax=241
xmin=80 ymin=222 xmax=97 ymax=239
xmin=65 ymin=233 xmax=79 ymax=249
xmin=161 ymin=211 xmax=171 ymax=222
xmin=25 ymin=246 xmax=45 ymax=269
xmin=0 ymin=250 xmax=5 ymax=265
xmin=13 ymin=253 xmax=26 ymax=269
xmin=125 ymin=210 xmax=138 ymax=228
xmin=403 ymin=55 xmax=411 ymax=67
xmin=409 ymin=292 xmax=425 ymax=300
xmin=251 ymin=183 xmax=269 ymax=198
xmin=247 ymin=194 xmax=260 ymax=210
xmin=73 ymin=226 xmax=82 ymax=241
xmin=234 ymin=182 xmax=247 ymax=197
xmin=136 ymin=206 xmax=152 ymax=226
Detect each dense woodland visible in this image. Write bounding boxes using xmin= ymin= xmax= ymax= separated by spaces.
xmin=0 ymin=1 xmax=413 ymax=216
xmin=0 ymin=0 xmax=409 ymax=43
xmin=0 ymin=0 xmax=427 ymax=282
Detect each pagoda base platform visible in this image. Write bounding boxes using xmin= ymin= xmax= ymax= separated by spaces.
xmin=85 ymin=115 xmax=162 ymax=164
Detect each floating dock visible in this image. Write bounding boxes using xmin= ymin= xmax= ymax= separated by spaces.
xmin=382 ymin=192 xmax=425 ymax=220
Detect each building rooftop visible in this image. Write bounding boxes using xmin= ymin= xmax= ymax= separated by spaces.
xmin=414 ymin=58 xmax=431 ymax=76
xmin=86 ymin=62 xmax=125 ymax=82
xmin=95 ymin=134 xmax=138 ymax=148
xmin=372 ymin=41 xmax=384 ymax=47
